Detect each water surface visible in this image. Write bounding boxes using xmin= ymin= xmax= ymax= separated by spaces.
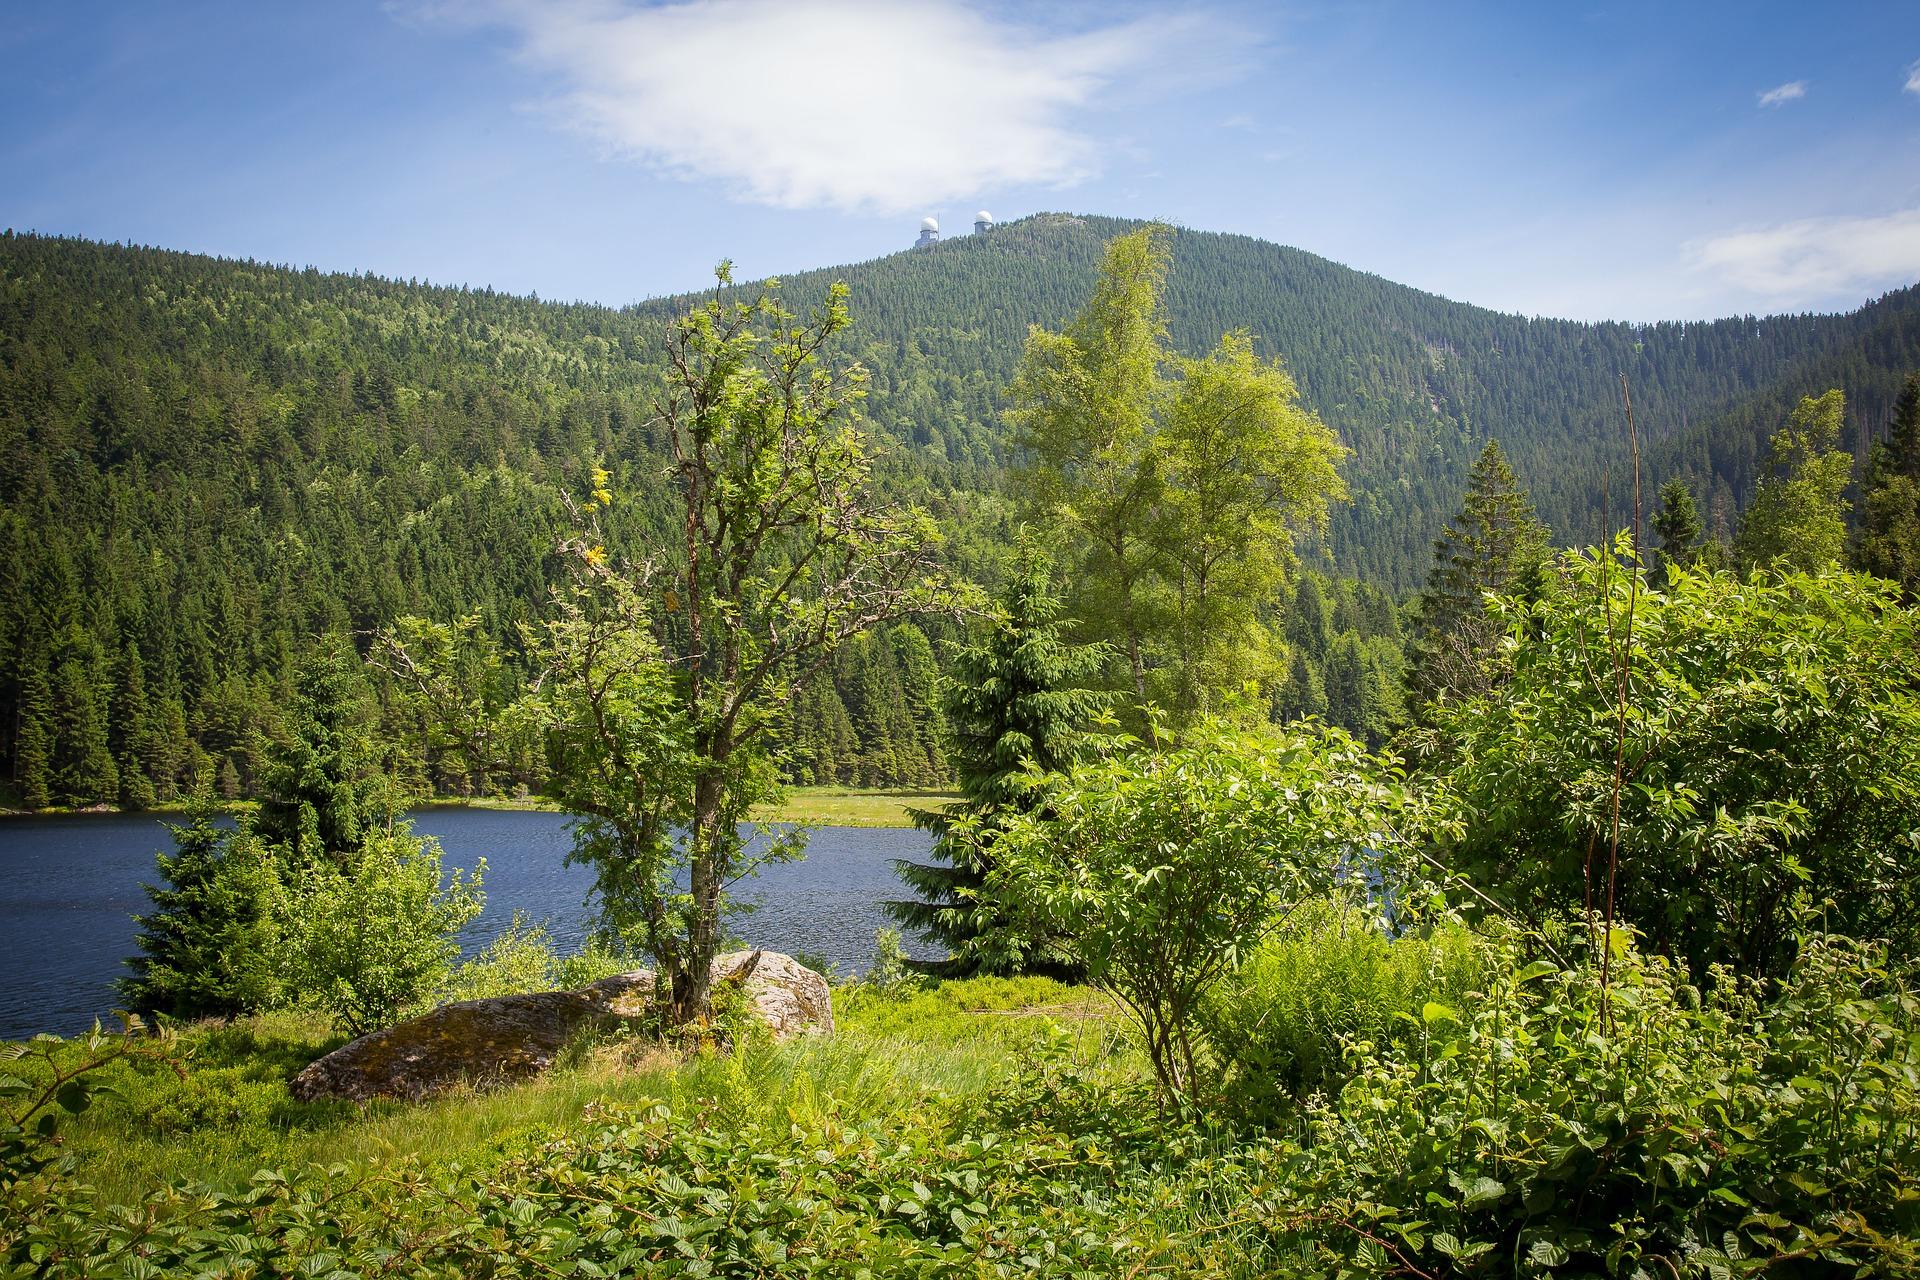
xmin=0 ymin=808 xmax=936 ymax=1040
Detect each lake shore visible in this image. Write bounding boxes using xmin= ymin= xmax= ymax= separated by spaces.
xmin=421 ymin=787 xmax=955 ymax=828
xmin=0 ymin=787 xmax=957 ymax=830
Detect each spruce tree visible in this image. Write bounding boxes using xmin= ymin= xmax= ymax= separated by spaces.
xmin=113 ymin=640 xmax=158 ymax=811
xmin=1286 ymin=574 xmax=1333 ymax=657
xmin=1859 ymin=371 xmax=1920 ymax=600
xmin=891 ymin=624 xmax=946 ymax=784
xmin=14 ymin=658 xmax=54 ymax=809
xmin=50 ymin=629 xmax=117 ymax=805
xmin=1324 ymin=634 xmax=1369 ymax=734
xmin=1652 ymin=478 xmax=1703 ymax=583
xmin=119 ymin=793 xmax=283 ymax=1019
xmin=887 ymin=541 xmax=1107 ymax=975
xmin=1275 ymin=648 xmax=1328 ymax=723
xmin=1408 ymin=439 xmax=1550 ymax=712
xmin=254 ymin=638 xmax=393 ymax=863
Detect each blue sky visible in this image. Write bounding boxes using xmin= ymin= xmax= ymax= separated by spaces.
xmin=4 ymin=0 xmax=1917 ymax=321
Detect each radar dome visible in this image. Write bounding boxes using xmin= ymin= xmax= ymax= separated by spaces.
xmin=920 ymin=216 xmax=939 ymax=232
xmin=975 ymin=210 xmax=993 ymax=223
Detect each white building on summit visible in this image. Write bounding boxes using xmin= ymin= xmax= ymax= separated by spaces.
xmin=916 ymin=212 xmax=996 ymax=247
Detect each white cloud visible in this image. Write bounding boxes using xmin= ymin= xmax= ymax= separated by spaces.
xmin=443 ymin=0 xmax=1236 ymax=214
xmin=1906 ymin=59 xmax=1920 ymax=95
xmin=1756 ymin=80 xmax=1807 ymax=107
xmin=1689 ymin=208 xmax=1920 ymax=304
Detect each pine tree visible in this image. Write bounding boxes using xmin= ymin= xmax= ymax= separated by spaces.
xmin=1275 ymin=648 xmax=1328 ymax=723
xmin=216 ymin=755 xmax=242 ymax=801
xmin=1408 ymin=440 xmax=1551 ymax=712
xmin=887 ymin=541 xmax=1108 ymax=975
xmin=113 ymin=639 xmax=157 ymax=811
xmin=1652 ymin=478 xmax=1703 ymax=583
xmin=14 ymin=658 xmax=54 ymax=809
xmin=51 ymin=639 xmax=117 ymax=805
xmin=891 ymin=624 xmax=946 ymax=784
xmin=1324 ymin=634 xmax=1368 ymax=734
xmin=254 ymin=638 xmax=393 ymax=863
xmin=839 ymin=633 xmax=919 ymax=787
xmin=119 ymin=793 xmax=283 ymax=1019
xmin=1859 ymin=371 xmax=1920 ymax=599
xmin=1285 ymin=574 xmax=1332 ymax=657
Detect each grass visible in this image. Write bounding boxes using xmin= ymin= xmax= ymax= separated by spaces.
xmin=3 ymin=788 xmax=955 ymax=828
xmin=752 ymin=787 xmax=957 ymax=828
xmin=45 ymin=975 xmax=1126 ymax=1206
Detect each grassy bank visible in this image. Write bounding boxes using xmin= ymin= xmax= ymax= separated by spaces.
xmin=434 ymin=786 xmax=953 ymax=826
xmin=752 ymin=787 xmax=955 ymax=828
xmin=453 ymin=786 xmax=958 ymax=827
xmin=2 ymin=788 xmax=954 ymax=828
xmin=11 ymin=932 xmax=1920 ymax=1275
xmin=45 ymin=976 xmax=1111 ymax=1207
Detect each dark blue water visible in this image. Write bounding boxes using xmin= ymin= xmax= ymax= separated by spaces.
xmin=0 ymin=809 xmax=937 ymax=1040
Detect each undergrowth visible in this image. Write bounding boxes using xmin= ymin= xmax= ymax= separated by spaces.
xmin=7 ymin=938 xmax=1919 ymax=1276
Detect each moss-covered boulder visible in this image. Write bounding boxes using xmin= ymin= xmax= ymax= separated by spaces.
xmin=288 ymin=950 xmax=831 ymax=1102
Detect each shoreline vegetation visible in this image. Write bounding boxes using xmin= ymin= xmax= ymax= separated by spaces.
xmin=0 ymin=786 xmax=956 ymax=829
xmin=4 ymin=223 xmax=1918 ymax=1275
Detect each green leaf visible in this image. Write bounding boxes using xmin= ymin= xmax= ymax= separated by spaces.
xmin=1462 ymin=1175 xmax=1506 ymax=1208
xmin=1528 ymin=1238 xmax=1570 ymax=1266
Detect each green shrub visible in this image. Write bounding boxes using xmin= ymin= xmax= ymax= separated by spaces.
xmin=436 ymin=913 xmax=560 ymax=1003
xmin=554 ymin=936 xmax=647 ymax=989
xmin=1197 ymin=899 xmax=1487 ymax=1122
xmin=1429 ymin=556 xmax=1920 ymax=978
xmin=1255 ymin=927 xmax=1920 ymax=1276
xmin=990 ymin=719 xmax=1400 ymax=1102
xmin=281 ymin=828 xmax=484 ymax=1035
xmin=862 ymin=927 xmax=917 ymax=993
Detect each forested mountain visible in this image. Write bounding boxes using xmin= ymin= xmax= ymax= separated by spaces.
xmin=0 ymin=232 xmax=963 ymax=806
xmin=2 ymin=219 xmax=1915 ymax=807
xmin=664 ymin=213 xmax=1920 ymax=582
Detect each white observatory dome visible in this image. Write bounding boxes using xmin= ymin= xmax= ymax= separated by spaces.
xmin=975 ymin=210 xmax=993 ymax=223
xmin=920 ymin=216 xmax=939 ymax=232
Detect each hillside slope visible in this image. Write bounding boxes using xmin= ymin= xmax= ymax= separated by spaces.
xmin=664 ymin=212 xmax=1920 ymax=581
xmin=2 ymin=223 xmax=1915 ymax=806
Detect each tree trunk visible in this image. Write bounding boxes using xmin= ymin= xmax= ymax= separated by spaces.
xmin=672 ymin=768 xmax=726 ymax=1023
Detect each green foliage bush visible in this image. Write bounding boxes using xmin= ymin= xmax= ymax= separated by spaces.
xmin=991 ymin=719 xmax=1400 ymax=1101
xmin=553 ymin=938 xmax=649 ymax=990
xmin=1197 ymin=899 xmax=1488 ymax=1122
xmin=1430 ymin=554 xmax=1920 ymax=977
xmin=1254 ymin=927 xmax=1920 ymax=1276
xmin=281 ymin=828 xmax=484 ymax=1035
xmin=434 ymin=913 xmax=561 ymax=1004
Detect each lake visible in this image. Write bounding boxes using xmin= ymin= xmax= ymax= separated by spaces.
xmin=0 ymin=808 xmax=939 ymax=1041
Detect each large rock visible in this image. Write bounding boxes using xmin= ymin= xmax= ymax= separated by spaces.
xmin=288 ymin=949 xmax=831 ymax=1102
xmin=700 ymin=949 xmax=834 ymax=1039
